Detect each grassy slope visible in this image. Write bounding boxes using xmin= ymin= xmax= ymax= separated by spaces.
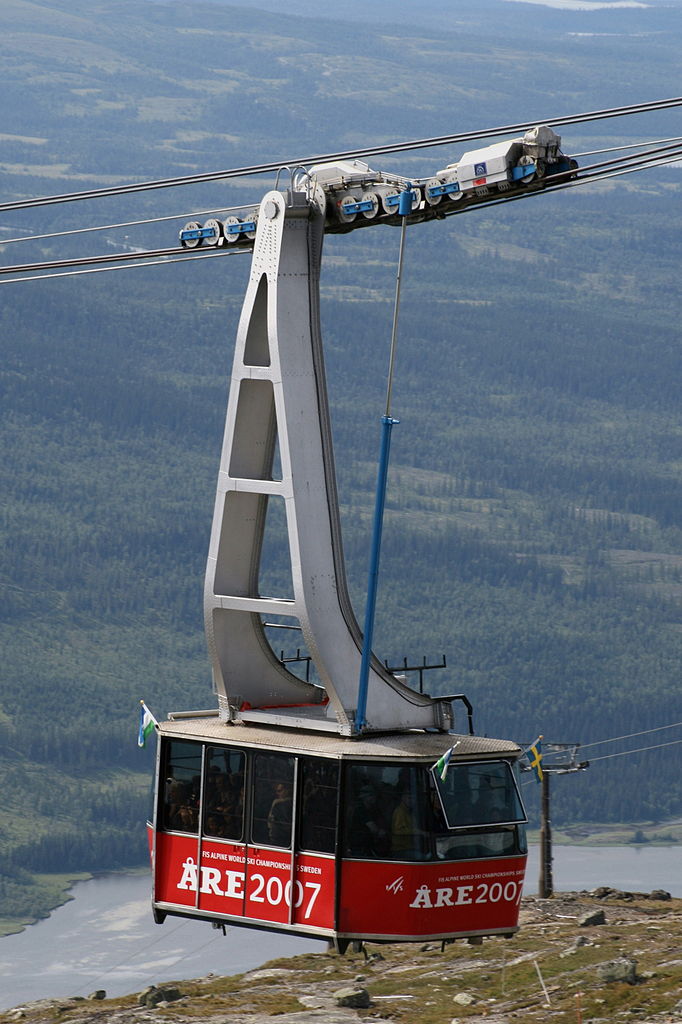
xmin=2 ymin=894 xmax=682 ymax=1022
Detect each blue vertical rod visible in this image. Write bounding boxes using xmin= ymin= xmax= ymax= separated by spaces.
xmin=355 ymin=184 xmax=412 ymax=734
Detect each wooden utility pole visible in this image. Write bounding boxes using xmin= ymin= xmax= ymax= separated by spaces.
xmin=524 ymin=741 xmax=589 ymax=899
xmin=539 ymin=769 xmax=553 ymax=898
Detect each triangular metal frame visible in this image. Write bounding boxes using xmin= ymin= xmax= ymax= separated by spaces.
xmin=204 ymin=189 xmax=447 ymax=735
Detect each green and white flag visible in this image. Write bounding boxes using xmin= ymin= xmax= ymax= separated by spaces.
xmin=431 ymin=741 xmax=461 ymax=781
xmin=138 ymin=701 xmax=158 ymax=748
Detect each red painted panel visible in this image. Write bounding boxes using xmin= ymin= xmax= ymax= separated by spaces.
xmin=241 ymin=848 xmax=335 ymax=929
xmin=154 ymin=831 xmax=202 ymax=909
xmin=244 ymin=848 xmax=292 ymax=924
xmin=153 ymin=831 xmax=334 ymax=931
xmin=293 ymin=853 xmax=335 ymax=929
xmin=339 ymin=856 xmax=527 ymax=938
xmin=197 ymin=841 xmax=249 ymax=917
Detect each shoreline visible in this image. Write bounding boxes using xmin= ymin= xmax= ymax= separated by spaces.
xmin=2 ymin=822 xmax=680 ymax=938
xmin=526 ymin=817 xmax=682 ymax=847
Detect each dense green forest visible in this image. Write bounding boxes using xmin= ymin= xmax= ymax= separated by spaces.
xmin=1 ymin=0 xmax=682 ymax=927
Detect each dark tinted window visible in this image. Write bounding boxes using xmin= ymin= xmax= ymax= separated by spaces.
xmin=343 ymin=763 xmax=430 ymax=860
xmin=343 ymin=760 xmax=527 ymax=863
xmin=203 ymin=747 xmax=246 ymax=841
xmin=251 ymin=752 xmax=295 ymax=848
xmin=432 ymin=761 xmax=526 ymax=829
xmin=161 ymin=739 xmax=202 ymax=834
xmin=299 ymin=758 xmax=339 ymax=854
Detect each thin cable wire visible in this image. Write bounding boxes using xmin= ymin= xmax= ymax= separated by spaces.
xmin=0 ymin=203 xmax=257 ymax=246
xmin=0 ymin=244 xmax=252 ymax=277
xmin=580 ymin=721 xmax=682 ymax=751
xmin=131 ymin=931 xmax=227 ymax=994
xmin=2 ymin=139 xmax=681 ymax=284
xmin=587 ymin=737 xmax=682 ymax=763
xmin=573 ymin=135 xmax=682 ymax=157
xmin=1 ymin=95 xmax=681 ymax=213
xmin=0 ymin=248 xmax=248 ymax=284
xmin=2 ymin=133 xmax=680 ymax=258
xmin=73 ymin=919 xmax=191 ymax=995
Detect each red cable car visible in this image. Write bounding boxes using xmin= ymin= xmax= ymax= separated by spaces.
xmin=148 ymin=184 xmax=528 ymax=950
xmin=150 ymin=724 xmax=527 ymax=948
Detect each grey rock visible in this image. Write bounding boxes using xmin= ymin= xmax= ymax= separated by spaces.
xmin=579 ymin=908 xmax=606 ymax=927
xmin=453 ymin=991 xmax=476 ymax=1006
xmin=333 ymin=986 xmax=371 ymax=1009
xmin=597 ymin=957 xmax=637 ymax=984
xmin=561 ymin=935 xmax=590 ymax=957
xmin=87 ymin=990 xmax=106 ymax=1001
xmin=138 ymin=984 xmax=183 ymax=1007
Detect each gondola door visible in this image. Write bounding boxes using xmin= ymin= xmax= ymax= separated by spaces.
xmin=240 ymin=752 xmax=337 ymax=933
xmin=193 ymin=744 xmax=249 ymax=921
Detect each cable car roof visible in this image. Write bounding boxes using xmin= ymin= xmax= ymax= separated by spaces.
xmin=160 ymin=716 xmax=521 ymax=761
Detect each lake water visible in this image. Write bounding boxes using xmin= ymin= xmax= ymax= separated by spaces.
xmin=0 ymin=844 xmax=680 ymax=1011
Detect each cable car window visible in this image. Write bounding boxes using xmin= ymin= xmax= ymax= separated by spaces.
xmin=298 ymin=758 xmax=339 ymax=854
xmin=343 ymin=761 xmax=527 ymax=864
xmin=343 ymin=763 xmax=429 ymax=860
xmin=161 ymin=739 xmax=201 ymax=834
xmin=203 ymin=747 xmax=246 ymax=841
xmin=252 ymin=752 xmax=295 ymax=848
xmin=432 ymin=761 xmax=526 ymax=830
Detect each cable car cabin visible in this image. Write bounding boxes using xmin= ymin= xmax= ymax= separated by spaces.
xmin=149 ymin=718 xmax=528 ymax=948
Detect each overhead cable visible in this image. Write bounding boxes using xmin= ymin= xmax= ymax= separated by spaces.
xmin=0 ymin=203 xmax=255 ymax=246
xmin=0 ymin=248 xmax=247 ymax=285
xmin=2 ymin=138 xmax=680 ymax=283
xmin=0 ymin=245 xmax=248 ymax=277
xmin=0 ymin=94 xmax=681 ymax=214
xmin=573 ymin=135 xmax=682 ymax=158
xmin=2 ymin=129 xmax=680 ymax=256
xmin=587 ymin=737 xmax=682 ymax=763
xmin=579 ymin=720 xmax=682 ymax=751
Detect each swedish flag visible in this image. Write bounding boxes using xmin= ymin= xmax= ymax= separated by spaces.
xmin=525 ymin=735 xmax=543 ymax=783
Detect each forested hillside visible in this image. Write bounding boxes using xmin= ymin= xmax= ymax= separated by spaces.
xmin=1 ymin=0 xmax=682 ymax=927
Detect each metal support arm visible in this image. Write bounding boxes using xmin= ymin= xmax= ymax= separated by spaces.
xmin=204 ymin=189 xmax=448 ymax=736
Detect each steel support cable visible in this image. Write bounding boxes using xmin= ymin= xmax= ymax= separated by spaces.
xmin=587 ymin=737 xmax=682 ymax=763
xmin=2 ymin=141 xmax=681 ymax=281
xmin=130 ymin=932 xmax=226 ymax=997
xmin=573 ymin=135 xmax=682 ymax=158
xmin=1 ymin=95 xmax=681 ymax=214
xmin=0 ymin=248 xmax=249 ymax=285
xmin=549 ymin=137 xmax=682 ymax=179
xmin=579 ymin=720 xmax=682 ymax=752
xmin=0 ymin=202 xmax=258 ymax=246
xmin=3 ymin=135 xmax=679 ymax=258
xmin=73 ymin=919 xmax=191 ymax=996
xmin=518 ymin=734 xmax=682 ymax=785
xmin=0 ymin=157 xmax=677 ymax=283
xmin=0 ymin=243 xmax=251 ymax=276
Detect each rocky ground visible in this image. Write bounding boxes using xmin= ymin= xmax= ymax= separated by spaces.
xmin=3 ymin=890 xmax=682 ymax=1024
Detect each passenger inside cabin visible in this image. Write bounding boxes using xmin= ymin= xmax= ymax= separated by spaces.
xmin=477 ymin=774 xmax=510 ymax=823
xmin=347 ymin=782 xmax=388 ymax=857
xmin=172 ymin=804 xmax=198 ymax=832
xmin=267 ymin=782 xmax=293 ymax=846
xmin=391 ymin=788 xmax=423 ymax=858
